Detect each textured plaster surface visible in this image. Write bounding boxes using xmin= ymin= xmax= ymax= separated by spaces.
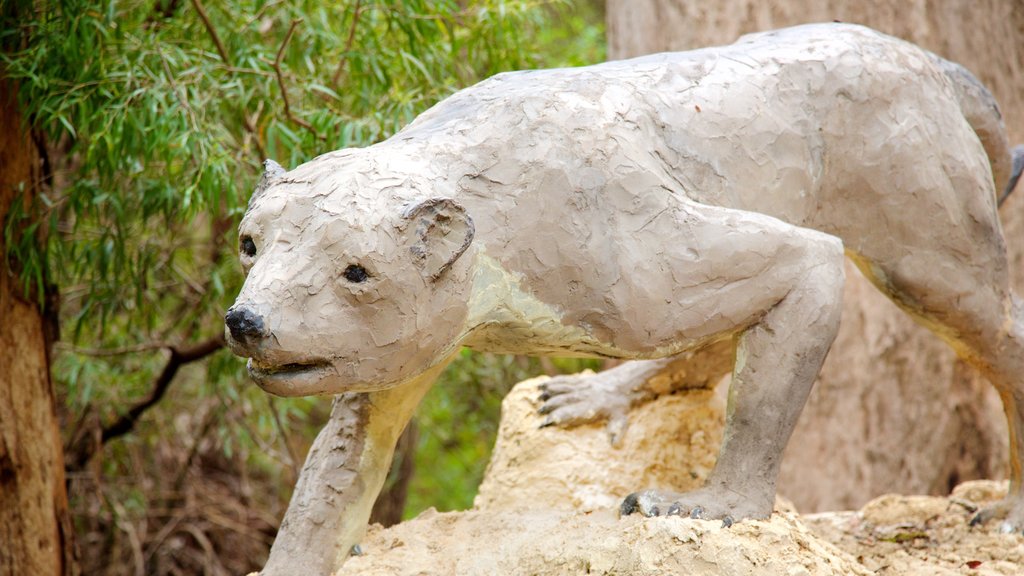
xmin=607 ymin=0 xmax=1024 ymax=516
xmin=226 ymin=23 xmax=1024 ymax=574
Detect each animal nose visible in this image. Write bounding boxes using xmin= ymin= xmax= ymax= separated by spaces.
xmin=225 ymin=306 xmax=266 ymax=341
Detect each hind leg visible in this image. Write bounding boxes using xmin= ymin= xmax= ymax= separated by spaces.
xmin=621 ymin=210 xmax=846 ymax=521
xmin=850 ymin=233 xmax=1024 ymax=532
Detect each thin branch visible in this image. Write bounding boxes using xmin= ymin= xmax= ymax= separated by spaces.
xmin=332 ymin=0 xmax=363 ymax=88
xmin=266 ymin=396 xmax=300 ymax=480
xmin=242 ymin=0 xmax=284 ymax=30
xmin=271 ymin=18 xmax=322 ymax=139
xmin=222 ymin=66 xmax=275 ymax=77
xmin=57 ymin=341 xmax=170 ymax=357
xmin=146 ymin=0 xmax=183 ymax=24
xmin=158 ymin=49 xmax=199 ymax=132
xmin=100 ymin=335 xmax=226 ymax=445
xmin=189 ymin=0 xmax=231 ymax=66
xmin=242 ymin=101 xmax=267 ymax=160
xmin=186 ymin=0 xmax=276 ymax=159
xmin=66 ymin=335 xmax=226 ymax=470
xmin=274 ymin=19 xmax=301 ymax=70
xmin=30 ymin=127 xmax=53 ymax=190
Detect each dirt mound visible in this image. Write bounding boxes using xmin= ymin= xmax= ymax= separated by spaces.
xmin=343 ymin=508 xmax=866 ymax=576
xmin=804 ymin=480 xmax=1024 ymax=575
xmin=334 ymin=377 xmax=1023 ymax=575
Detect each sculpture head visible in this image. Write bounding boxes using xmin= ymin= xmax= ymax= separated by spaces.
xmin=225 ymin=153 xmax=475 ymax=396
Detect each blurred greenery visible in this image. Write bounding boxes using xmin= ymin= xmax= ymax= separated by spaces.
xmin=2 ymin=0 xmax=605 ymax=572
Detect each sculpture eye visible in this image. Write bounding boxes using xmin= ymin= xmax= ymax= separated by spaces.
xmin=240 ymin=236 xmax=256 ymax=258
xmin=343 ymin=264 xmax=369 ymax=283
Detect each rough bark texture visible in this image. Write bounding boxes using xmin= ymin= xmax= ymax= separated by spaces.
xmin=606 ymin=0 xmax=1024 ymax=512
xmin=0 ymin=78 xmax=75 ymax=575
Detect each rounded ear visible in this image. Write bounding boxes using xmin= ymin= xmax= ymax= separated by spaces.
xmin=248 ymin=159 xmax=287 ymax=207
xmin=400 ymin=198 xmax=475 ymax=281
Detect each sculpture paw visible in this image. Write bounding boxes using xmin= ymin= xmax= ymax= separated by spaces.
xmin=970 ymin=496 xmax=1024 ymax=535
xmin=620 ymin=487 xmax=770 ymax=527
xmin=537 ymin=372 xmax=639 ymax=446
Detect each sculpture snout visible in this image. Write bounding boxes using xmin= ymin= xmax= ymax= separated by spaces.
xmin=225 ymin=306 xmax=267 ymax=344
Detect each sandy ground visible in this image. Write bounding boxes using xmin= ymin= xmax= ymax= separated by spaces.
xmin=336 ymin=377 xmax=1024 ymax=575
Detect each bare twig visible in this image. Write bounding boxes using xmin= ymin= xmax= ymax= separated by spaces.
xmin=158 ymin=50 xmax=199 ymax=132
xmin=171 ymin=399 xmax=221 ymax=490
xmin=188 ymin=0 xmax=231 ymax=65
xmin=266 ymin=396 xmax=300 ymax=480
xmin=242 ymin=101 xmax=267 ymax=160
xmin=271 ymin=19 xmax=322 ymax=139
xmin=331 ymin=0 xmax=363 ymax=88
xmin=66 ymin=335 xmax=226 ymax=470
xmin=241 ymin=0 xmax=285 ymax=30
xmin=146 ymin=0 xmax=183 ymax=24
xmin=100 ymin=335 xmax=225 ymax=445
xmin=184 ymin=0 xmax=279 ymax=163
xmin=142 ymin=507 xmax=189 ymax=565
xmin=110 ymin=500 xmax=146 ymax=576
xmin=57 ymin=341 xmax=170 ymax=357
xmin=171 ymin=261 xmax=206 ymax=295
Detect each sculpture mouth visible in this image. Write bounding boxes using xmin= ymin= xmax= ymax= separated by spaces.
xmin=246 ymin=358 xmax=336 ymax=396
xmin=248 ymin=358 xmax=328 ymax=375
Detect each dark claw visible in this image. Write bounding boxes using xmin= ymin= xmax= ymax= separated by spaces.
xmin=722 ymin=516 xmax=734 ymax=528
xmin=689 ymin=506 xmax=705 ymax=520
xmin=538 ymin=391 xmax=551 ymax=401
xmin=649 ymin=506 xmax=660 ymax=517
xmin=539 ymin=417 xmax=554 ymax=429
xmin=969 ymin=513 xmax=984 ymax=527
xmin=621 ymin=493 xmax=640 ymax=516
xmin=538 ymin=403 xmax=554 ymax=415
xmin=667 ymin=503 xmax=682 ymax=516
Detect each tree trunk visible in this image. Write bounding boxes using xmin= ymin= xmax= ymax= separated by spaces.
xmin=0 ymin=77 xmax=77 ymax=576
xmin=606 ymin=0 xmax=1024 ymax=512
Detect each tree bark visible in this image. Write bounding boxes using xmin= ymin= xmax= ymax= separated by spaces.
xmin=0 ymin=77 xmax=77 ymax=576
xmin=606 ymin=0 xmax=1024 ymax=512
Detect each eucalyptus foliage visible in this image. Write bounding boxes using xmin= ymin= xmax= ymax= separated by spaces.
xmin=3 ymin=1 xmax=605 ymax=559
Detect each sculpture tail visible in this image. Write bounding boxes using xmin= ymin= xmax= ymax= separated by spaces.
xmin=999 ymin=145 xmax=1024 ymax=207
xmin=929 ymin=53 xmax=1018 ymax=207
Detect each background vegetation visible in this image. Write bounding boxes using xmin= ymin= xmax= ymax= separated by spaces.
xmin=2 ymin=1 xmax=604 ymax=573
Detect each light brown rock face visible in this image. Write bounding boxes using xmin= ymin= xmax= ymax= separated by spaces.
xmin=337 ymin=379 xmax=1024 ymax=576
xmin=474 ymin=374 xmax=724 ymax=513
xmin=605 ymin=0 xmax=1024 ymax=513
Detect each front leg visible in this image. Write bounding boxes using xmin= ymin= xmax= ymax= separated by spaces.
xmin=260 ymin=364 xmax=443 ymax=576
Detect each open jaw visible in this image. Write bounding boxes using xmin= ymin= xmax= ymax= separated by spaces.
xmin=247 ymin=357 xmax=336 ymax=396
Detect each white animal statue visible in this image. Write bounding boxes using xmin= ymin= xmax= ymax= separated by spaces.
xmin=225 ymin=23 xmax=1024 ymax=575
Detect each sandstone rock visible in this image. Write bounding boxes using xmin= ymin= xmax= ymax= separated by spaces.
xmin=474 ymin=376 xmax=725 ymax=513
